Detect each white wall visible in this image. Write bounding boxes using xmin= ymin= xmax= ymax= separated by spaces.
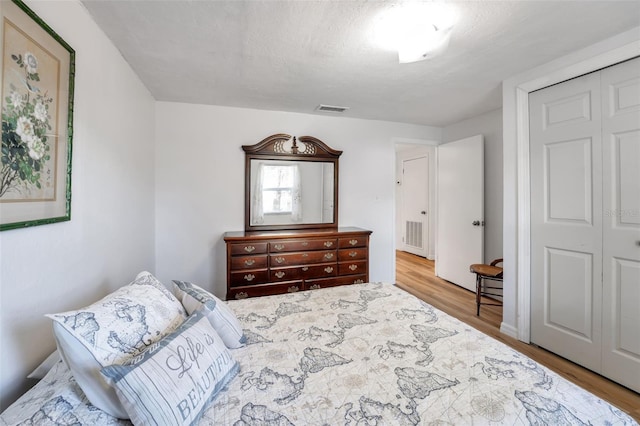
xmin=502 ymin=27 xmax=640 ymax=339
xmin=0 ymin=0 xmax=156 ymax=409
xmin=442 ymin=108 xmax=503 ymax=264
xmin=154 ymin=102 xmax=441 ymax=298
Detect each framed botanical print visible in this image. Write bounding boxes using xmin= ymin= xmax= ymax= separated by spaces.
xmin=0 ymin=0 xmax=74 ymax=231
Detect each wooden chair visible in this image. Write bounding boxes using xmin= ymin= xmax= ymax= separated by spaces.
xmin=470 ymin=258 xmax=503 ymax=316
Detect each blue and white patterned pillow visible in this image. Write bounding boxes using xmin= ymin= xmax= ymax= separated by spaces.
xmin=173 ymin=280 xmax=246 ymax=349
xmin=47 ymin=272 xmax=187 ymax=418
xmin=101 ymin=309 xmax=239 ymax=425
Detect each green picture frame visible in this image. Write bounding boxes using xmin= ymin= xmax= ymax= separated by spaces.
xmin=1 ymin=0 xmax=74 ymax=231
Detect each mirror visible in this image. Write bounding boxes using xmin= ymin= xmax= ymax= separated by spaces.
xmin=244 ymin=134 xmax=341 ymax=231
xmin=249 ymin=160 xmax=335 ymax=226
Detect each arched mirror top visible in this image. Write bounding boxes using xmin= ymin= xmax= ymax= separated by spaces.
xmin=242 ymin=133 xmax=342 ymax=158
xmin=244 ymin=134 xmax=341 ymax=232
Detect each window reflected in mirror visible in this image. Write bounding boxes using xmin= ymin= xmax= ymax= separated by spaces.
xmin=261 ymin=164 xmax=296 ymax=215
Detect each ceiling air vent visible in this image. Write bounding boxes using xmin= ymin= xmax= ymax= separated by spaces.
xmin=316 ymin=104 xmax=350 ymax=114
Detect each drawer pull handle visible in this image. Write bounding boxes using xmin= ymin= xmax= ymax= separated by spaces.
xmin=275 ymin=271 xmax=286 ymax=279
xmin=354 ymin=279 xmax=364 ymax=284
xmin=349 ymin=239 xmax=358 ymax=246
xmin=302 ymin=253 xmax=309 ymax=258
xmin=288 ymin=286 xmax=299 ymax=293
xmin=244 ymin=259 xmax=255 ymax=266
xmin=349 ymin=251 xmax=358 ymax=258
xmin=324 ymin=253 xmax=334 ymax=260
xmin=275 ymin=257 xmax=285 ymax=264
xmin=274 ymin=244 xmax=285 ymax=251
xmin=349 ymin=264 xmax=358 ymax=271
xmin=324 ymin=266 xmax=334 ymax=273
xmin=302 ymin=267 xmax=309 ymax=271
xmin=309 ymin=284 xmax=321 ymax=290
xmin=302 ymin=241 xmax=309 ymax=246
xmin=235 ymin=292 xmax=248 ymax=299
xmin=244 ymin=274 xmax=255 ymax=282
xmin=244 ymin=246 xmax=255 ymax=253
xmin=324 ymin=241 xmax=334 ymax=247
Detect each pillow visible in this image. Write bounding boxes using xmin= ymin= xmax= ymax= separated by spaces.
xmin=27 ymin=350 xmax=61 ymax=380
xmin=101 ymin=309 xmax=239 ymax=425
xmin=47 ymin=272 xmax=187 ymax=418
xmin=172 ymin=280 xmax=246 ymax=349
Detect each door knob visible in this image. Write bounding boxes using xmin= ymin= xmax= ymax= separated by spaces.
xmin=472 ymin=220 xmax=481 ymax=226
xmin=421 ymin=211 xmax=427 ymax=215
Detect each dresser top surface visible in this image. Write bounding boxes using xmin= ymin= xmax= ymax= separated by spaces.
xmin=224 ymin=226 xmax=371 ymax=241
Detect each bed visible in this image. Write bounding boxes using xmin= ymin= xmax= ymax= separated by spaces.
xmin=1 ymin=282 xmax=636 ymax=425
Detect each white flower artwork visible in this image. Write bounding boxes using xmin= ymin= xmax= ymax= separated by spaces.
xmin=1 ymin=50 xmax=54 ymax=198
xmin=1 ymin=0 xmax=75 ymax=230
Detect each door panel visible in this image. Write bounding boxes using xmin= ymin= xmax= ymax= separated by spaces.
xmin=545 ymin=138 xmax=592 ymax=223
xmin=613 ymin=258 xmax=640 ymax=354
xmin=544 ymin=91 xmax=592 ymax=128
xmin=545 ymin=248 xmax=593 ymax=339
xmin=614 ymin=131 xmax=640 ymax=226
xmin=601 ymin=57 xmax=640 ymax=393
xmin=436 ymin=135 xmax=484 ymax=292
xmin=530 ymin=71 xmax=603 ymax=372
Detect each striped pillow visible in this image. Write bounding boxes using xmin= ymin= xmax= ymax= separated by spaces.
xmin=101 ymin=309 xmax=239 ymax=425
xmin=172 ymin=280 xmax=246 ymax=349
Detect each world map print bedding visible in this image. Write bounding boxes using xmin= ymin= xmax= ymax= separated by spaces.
xmin=2 ymin=283 xmax=636 ymax=425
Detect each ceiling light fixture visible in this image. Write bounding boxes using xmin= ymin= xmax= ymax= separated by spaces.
xmin=373 ymin=2 xmax=457 ymax=64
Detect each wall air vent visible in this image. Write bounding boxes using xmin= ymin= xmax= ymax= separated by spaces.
xmin=316 ymin=104 xmax=350 ymax=113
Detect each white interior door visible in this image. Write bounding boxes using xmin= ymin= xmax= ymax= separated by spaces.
xmin=401 ymin=156 xmax=428 ymax=257
xmin=600 ymin=57 xmax=640 ymax=393
xmin=530 ymin=71 xmax=604 ymax=372
xmin=436 ymin=135 xmax=484 ymax=291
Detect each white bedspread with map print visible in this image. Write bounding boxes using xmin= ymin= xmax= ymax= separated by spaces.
xmin=2 ymin=283 xmax=637 ymax=425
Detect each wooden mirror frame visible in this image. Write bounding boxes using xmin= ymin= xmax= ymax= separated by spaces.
xmin=243 ymin=133 xmax=342 ymax=232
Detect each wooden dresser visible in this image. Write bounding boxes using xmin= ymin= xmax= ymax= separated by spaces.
xmin=224 ymin=227 xmax=371 ymax=300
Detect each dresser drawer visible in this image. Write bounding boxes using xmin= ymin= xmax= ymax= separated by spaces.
xmin=231 ymin=255 xmax=268 ymax=270
xmin=302 ymin=263 xmax=338 ymax=279
xmin=339 ymin=236 xmax=367 ymax=248
xmin=230 ymin=269 xmax=269 ymax=286
xmin=270 ymin=267 xmax=303 ymax=282
xmin=338 ymin=247 xmax=368 ymax=261
xmin=271 ymin=263 xmax=338 ymax=281
xmin=228 ymin=281 xmax=303 ymax=300
xmin=270 ymin=250 xmax=336 ymax=266
xmin=270 ymin=239 xmax=338 ymax=252
xmin=306 ymin=274 xmax=367 ymax=289
xmin=338 ymin=260 xmax=367 ymax=275
xmin=229 ymin=242 xmax=268 ymax=256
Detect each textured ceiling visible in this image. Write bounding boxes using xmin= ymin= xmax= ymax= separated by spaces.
xmin=81 ymin=1 xmax=640 ymax=127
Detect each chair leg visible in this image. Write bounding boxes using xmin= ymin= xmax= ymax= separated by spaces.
xmin=475 ymin=274 xmax=482 ymax=316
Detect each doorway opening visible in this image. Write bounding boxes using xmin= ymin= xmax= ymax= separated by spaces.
xmin=394 ymin=142 xmax=436 ymax=262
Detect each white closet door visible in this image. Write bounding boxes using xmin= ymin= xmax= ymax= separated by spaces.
xmin=601 ymin=57 xmax=640 ymax=393
xmin=530 ymin=72 xmax=604 ymax=372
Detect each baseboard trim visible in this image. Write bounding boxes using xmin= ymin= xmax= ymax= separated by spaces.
xmin=500 ymin=322 xmax=519 ymax=340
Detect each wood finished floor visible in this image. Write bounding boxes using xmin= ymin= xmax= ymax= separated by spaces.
xmin=394 ymin=250 xmax=640 ymax=422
